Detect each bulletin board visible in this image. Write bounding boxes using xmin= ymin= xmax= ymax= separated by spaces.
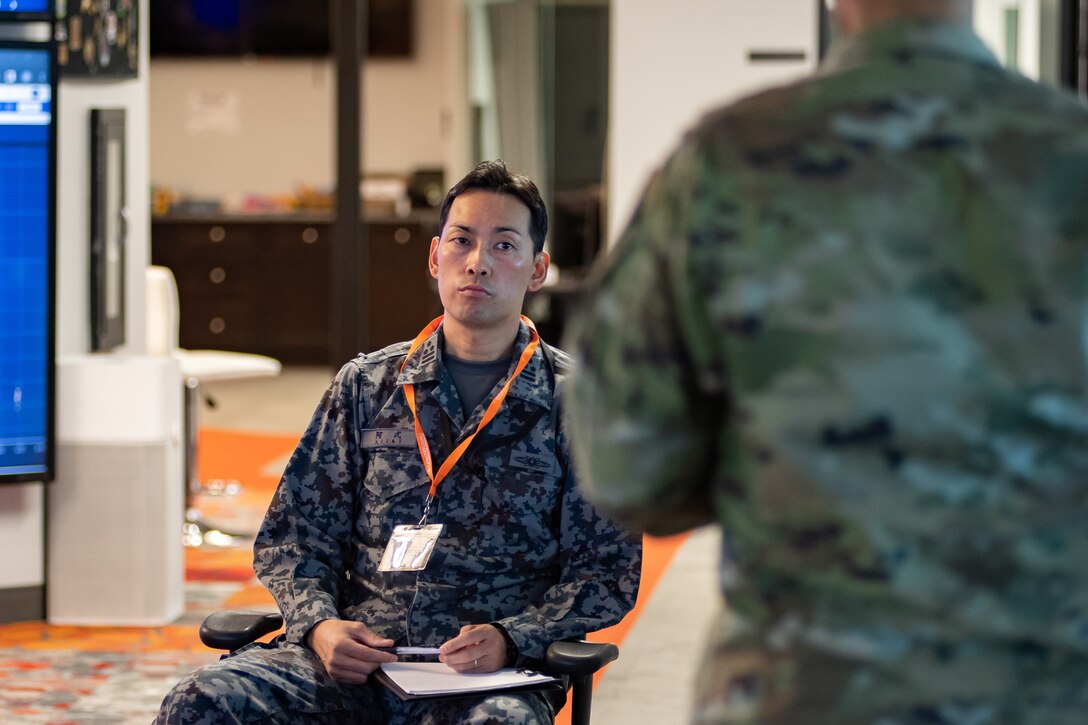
xmin=55 ymin=0 xmax=138 ymax=77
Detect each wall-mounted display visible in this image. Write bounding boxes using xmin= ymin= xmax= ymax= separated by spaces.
xmin=0 ymin=0 xmax=52 ymax=21
xmin=55 ymin=0 xmax=138 ymax=77
xmin=90 ymin=108 xmax=126 ymax=352
xmin=149 ymin=0 xmax=414 ymax=59
xmin=0 ymin=39 xmax=56 ymax=484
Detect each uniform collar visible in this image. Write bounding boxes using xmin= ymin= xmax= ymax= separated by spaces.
xmin=821 ymin=18 xmax=1001 ymax=75
xmin=396 ymin=321 xmax=553 ymax=411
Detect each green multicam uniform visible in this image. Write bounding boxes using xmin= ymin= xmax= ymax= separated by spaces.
xmin=567 ymin=18 xmax=1088 ymax=725
xmin=157 ymin=322 xmax=641 ymax=724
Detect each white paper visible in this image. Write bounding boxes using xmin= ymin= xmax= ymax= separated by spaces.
xmin=185 ymin=90 xmax=241 ymax=137
xmin=379 ymin=662 xmax=557 ymax=697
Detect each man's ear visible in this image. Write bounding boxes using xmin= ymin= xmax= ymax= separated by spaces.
xmin=832 ymin=0 xmax=862 ymax=35
xmin=527 ymin=251 xmax=550 ymax=292
xmin=428 ymin=236 xmax=440 ymax=280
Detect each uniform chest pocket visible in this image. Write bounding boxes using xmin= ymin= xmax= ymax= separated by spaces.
xmin=362 ymin=446 xmax=427 ymax=498
xmin=361 ymin=426 xmax=421 ymax=496
xmin=477 ymin=448 xmax=563 ymax=551
xmin=361 ymin=447 xmax=429 ymax=543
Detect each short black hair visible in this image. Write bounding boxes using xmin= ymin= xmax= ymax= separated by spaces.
xmin=438 ymin=160 xmax=548 ymax=254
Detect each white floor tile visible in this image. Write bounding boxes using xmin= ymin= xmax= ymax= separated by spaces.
xmin=594 ymin=526 xmax=724 ymax=725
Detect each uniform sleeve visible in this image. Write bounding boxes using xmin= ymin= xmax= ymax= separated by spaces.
xmin=495 ymin=408 xmax=643 ymax=662
xmin=565 ymin=144 xmax=731 ymax=536
xmin=253 ymin=362 xmax=368 ymax=643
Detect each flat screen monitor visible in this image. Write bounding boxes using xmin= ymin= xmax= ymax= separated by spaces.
xmin=0 ymin=40 xmax=55 ymax=484
xmin=0 ymin=1 xmax=53 ymax=21
xmin=150 ymin=0 xmax=330 ymax=56
xmin=149 ymin=0 xmax=413 ymax=58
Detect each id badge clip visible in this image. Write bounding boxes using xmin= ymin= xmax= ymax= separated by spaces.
xmin=378 ymin=523 xmax=444 ymax=572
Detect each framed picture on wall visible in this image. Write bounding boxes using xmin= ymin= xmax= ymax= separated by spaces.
xmin=55 ymin=0 xmax=138 ymax=77
xmin=90 ymin=108 xmax=126 ymax=352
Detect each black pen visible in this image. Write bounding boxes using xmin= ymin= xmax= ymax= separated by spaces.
xmin=372 ymin=646 xmax=442 ymax=661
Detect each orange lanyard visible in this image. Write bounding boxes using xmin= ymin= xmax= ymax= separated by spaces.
xmin=400 ymin=315 xmax=539 ymax=514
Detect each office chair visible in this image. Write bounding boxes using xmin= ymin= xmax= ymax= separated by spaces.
xmin=146 ymin=265 xmax=282 ymax=547
xmin=200 ymin=609 xmax=618 ymax=725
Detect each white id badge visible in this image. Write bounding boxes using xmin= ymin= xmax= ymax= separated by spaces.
xmin=378 ymin=524 xmax=444 ymax=572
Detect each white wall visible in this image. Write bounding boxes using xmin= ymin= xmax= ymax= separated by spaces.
xmin=974 ymin=0 xmax=1041 ymax=78
xmin=56 ymin=60 xmax=151 ymax=357
xmin=973 ymin=0 xmax=1067 ymax=83
xmin=0 ymin=485 xmax=45 ymax=589
xmin=0 ymin=1 xmax=150 ymax=599
xmin=148 ymin=0 xmax=468 ymax=201
xmin=609 ymin=0 xmax=820 ymax=243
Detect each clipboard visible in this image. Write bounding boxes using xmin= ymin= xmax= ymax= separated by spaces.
xmin=375 ymin=662 xmax=563 ymax=701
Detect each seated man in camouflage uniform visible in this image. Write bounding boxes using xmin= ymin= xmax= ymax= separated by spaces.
xmin=568 ymin=0 xmax=1088 ymax=723
xmin=156 ymin=160 xmax=642 ymax=724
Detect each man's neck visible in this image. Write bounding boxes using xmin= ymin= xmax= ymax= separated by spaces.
xmin=838 ymin=0 xmax=972 ymax=35
xmin=441 ymin=317 xmax=521 ymax=362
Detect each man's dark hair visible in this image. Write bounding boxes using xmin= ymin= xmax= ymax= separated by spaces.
xmin=438 ymin=160 xmax=548 ymax=254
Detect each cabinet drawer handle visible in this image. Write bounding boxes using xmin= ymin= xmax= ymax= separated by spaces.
xmin=301 ymin=227 xmax=320 ymax=244
xmin=209 ymin=267 xmax=227 ymax=284
xmin=209 ymin=226 xmax=226 ymax=242
xmin=209 ymin=317 xmax=227 ymax=334
xmin=394 ymin=227 xmax=412 ymax=245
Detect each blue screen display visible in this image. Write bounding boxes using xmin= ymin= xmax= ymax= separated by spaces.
xmin=0 ymin=46 xmax=52 ymax=481
xmin=0 ymin=0 xmax=51 ymax=14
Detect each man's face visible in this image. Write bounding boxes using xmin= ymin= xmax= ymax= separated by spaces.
xmin=429 ymin=190 xmax=549 ymax=335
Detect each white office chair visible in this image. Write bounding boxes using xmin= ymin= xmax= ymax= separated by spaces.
xmin=145 ymin=265 xmax=282 ymax=547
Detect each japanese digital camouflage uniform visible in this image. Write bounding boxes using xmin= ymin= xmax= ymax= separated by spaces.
xmin=566 ymin=18 xmax=1088 ymax=725
xmin=157 ymin=321 xmax=641 ymax=724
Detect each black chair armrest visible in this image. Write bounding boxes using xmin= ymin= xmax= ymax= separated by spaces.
xmin=545 ymin=640 xmax=618 ymax=725
xmin=198 ymin=614 xmax=615 ymax=725
xmin=199 ymin=609 xmax=284 ymax=652
xmin=544 ymin=640 xmax=619 ymax=677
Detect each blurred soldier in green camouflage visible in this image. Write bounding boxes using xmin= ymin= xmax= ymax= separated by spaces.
xmin=567 ymin=0 xmax=1088 ymax=722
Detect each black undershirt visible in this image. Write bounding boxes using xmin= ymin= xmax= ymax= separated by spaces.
xmin=444 ymin=352 xmax=512 ymax=419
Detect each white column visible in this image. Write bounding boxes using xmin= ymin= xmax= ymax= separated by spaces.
xmin=609 ymin=0 xmax=820 ymax=244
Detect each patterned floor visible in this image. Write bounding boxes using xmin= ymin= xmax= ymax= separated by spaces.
xmin=0 ymin=600 xmax=223 ymax=724
xmin=0 ymin=430 xmax=290 ymax=725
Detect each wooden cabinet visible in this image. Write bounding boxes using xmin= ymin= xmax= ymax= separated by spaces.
xmin=151 ymin=221 xmax=262 ymax=352
xmin=367 ymin=220 xmax=442 ymax=351
xmin=256 ymin=222 xmax=331 ymax=362
xmin=151 ymin=213 xmax=438 ymax=364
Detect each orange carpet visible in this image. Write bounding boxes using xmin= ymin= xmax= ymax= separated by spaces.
xmin=182 ymin=428 xmax=292 ymax=607
xmin=0 ymin=428 xmax=688 ymax=723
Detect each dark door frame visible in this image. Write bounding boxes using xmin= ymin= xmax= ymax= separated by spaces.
xmin=330 ymin=0 xmax=369 ymax=368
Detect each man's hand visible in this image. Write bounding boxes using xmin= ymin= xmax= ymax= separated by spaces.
xmin=307 ymin=619 xmax=398 ymax=683
xmin=438 ymin=624 xmax=507 ymax=673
